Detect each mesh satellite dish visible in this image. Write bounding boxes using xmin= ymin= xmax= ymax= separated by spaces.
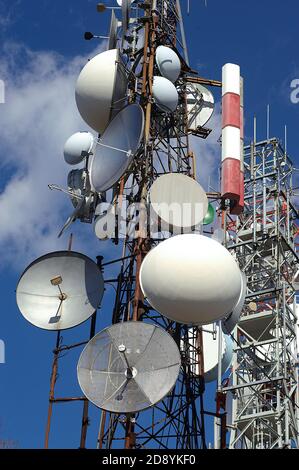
xmin=222 ymin=272 xmax=247 ymax=335
xmin=187 ymin=83 xmax=214 ymax=129
xmin=89 ymin=104 xmax=144 ymax=193
xmin=16 ymin=251 xmax=104 ymax=331
xmin=75 ymin=49 xmax=128 ymax=134
xmin=152 ymin=76 xmax=179 ymax=113
xmin=63 ymin=132 xmax=94 ymax=166
xmin=149 ymin=173 xmax=208 ymax=232
xmin=77 ymin=321 xmax=181 ymax=413
xmin=156 ymin=46 xmax=181 ymax=83
xmin=140 ymin=234 xmax=242 ymax=325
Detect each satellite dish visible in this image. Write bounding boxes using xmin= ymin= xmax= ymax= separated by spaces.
xmin=63 ymin=132 xmax=94 ymax=166
xmin=184 ymin=326 xmax=233 ymax=382
xmin=156 ymin=46 xmax=181 ymax=83
xmin=89 ymin=104 xmax=144 ymax=193
xmin=149 ymin=173 xmax=208 ymax=232
xmin=16 ymin=251 xmax=104 ymax=331
xmin=203 ymin=203 xmax=215 ymax=226
xmin=152 ymin=76 xmax=179 ymax=113
xmin=94 ymin=203 xmax=116 ymax=240
xmin=187 ymin=83 xmax=214 ymax=129
xmin=77 ymin=321 xmax=181 ymax=413
xmin=222 ymin=272 xmax=247 ymax=335
xmin=140 ymin=234 xmax=242 ymax=325
xmin=202 ymin=325 xmax=233 ymax=383
xmin=75 ymin=49 xmax=128 ymax=134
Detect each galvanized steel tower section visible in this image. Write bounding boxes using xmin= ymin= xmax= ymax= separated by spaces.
xmin=225 ymin=137 xmax=299 ymax=448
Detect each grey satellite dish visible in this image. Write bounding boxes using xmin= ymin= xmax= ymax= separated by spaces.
xmin=16 ymin=251 xmax=104 ymax=331
xmin=149 ymin=173 xmax=208 ymax=232
xmin=222 ymin=272 xmax=247 ymax=335
xmin=77 ymin=321 xmax=181 ymax=413
xmin=156 ymin=46 xmax=181 ymax=83
xmin=75 ymin=49 xmax=128 ymax=134
xmin=63 ymin=132 xmax=94 ymax=166
xmin=152 ymin=76 xmax=179 ymax=113
xmin=187 ymin=83 xmax=214 ymax=129
xmin=89 ymin=104 xmax=144 ymax=193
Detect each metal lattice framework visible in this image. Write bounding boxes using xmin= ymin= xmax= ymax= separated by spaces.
xmin=222 ymin=137 xmax=299 ymax=448
xmin=44 ymin=0 xmax=222 ymax=450
xmin=97 ymin=0 xmax=208 ymax=450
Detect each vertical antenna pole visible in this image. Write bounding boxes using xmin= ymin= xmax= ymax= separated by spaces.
xmin=44 ymin=332 xmax=60 ymax=449
xmin=267 ymin=104 xmax=270 ymax=140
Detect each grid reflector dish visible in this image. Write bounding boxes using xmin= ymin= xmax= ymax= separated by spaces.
xmin=16 ymin=251 xmax=104 ymax=330
xmin=77 ymin=321 xmax=181 ymax=413
xmin=89 ymin=104 xmax=144 ymax=193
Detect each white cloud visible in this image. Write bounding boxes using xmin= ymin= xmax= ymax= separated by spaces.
xmin=0 ymin=42 xmax=106 ymax=269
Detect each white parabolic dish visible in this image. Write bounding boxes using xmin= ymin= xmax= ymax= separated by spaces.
xmin=152 ymin=76 xmax=178 ymax=113
xmin=202 ymin=324 xmax=233 ymax=383
xmin=222 ymin=271 xmax=247 ymax=335
xmin=156 ymin=45 xmax=181 ymax=83
xmin=16 ymin=251 xmax=104 ymax=331
xmin=75 ymin=49 xmax=127 ymax=134
xmin=89 ymin=104 xmax=144 ymax=193
xmin=149 ymin=173 xmax=208 ymax=230
xmin=187 ymin=83 xmax=215 ymax=129
xmin=63 ymin=131 xmax=94 ymax=165
xmin=77 ymin=321 xmax=181 ymax=413
xmin=140 ymin=234 xmax=242 ymax=325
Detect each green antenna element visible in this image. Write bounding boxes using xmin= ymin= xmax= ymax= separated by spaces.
xmin=203 ymin=203 xmax=215 ymax=225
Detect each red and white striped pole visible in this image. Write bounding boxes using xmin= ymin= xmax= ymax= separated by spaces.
xmin=221 ymin=63 xmax=241 ymax=205
xmin=231 ymin=76 xmax=245 ymax=215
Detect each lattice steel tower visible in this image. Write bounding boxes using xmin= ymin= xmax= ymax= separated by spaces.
xmin=223 ymin=136 xmax=299 ymax=448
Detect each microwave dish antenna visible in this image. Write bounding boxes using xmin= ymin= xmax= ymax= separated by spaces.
xmin=77 ymin=321 xmax=181 ymax=413
xmin=16 ymin=251 xmax=104 ymax=330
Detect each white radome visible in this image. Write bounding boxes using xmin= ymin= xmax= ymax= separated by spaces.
xmin=202 ymin=324 xmax=233 ymax=383
xmin=140 ymin=234 xmax=242 ymax=325
xmin=152 ymin=76 xmax=179 ymax=113
xmin=75 ymin=49 xmax=127 ymax=134
xmin=63 ymin=132 xmax=94 ymax=165
xmin=156 ymin=45 xmax=181 ymax=83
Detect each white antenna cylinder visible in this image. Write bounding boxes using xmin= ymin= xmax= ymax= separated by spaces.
xmin=221 ymin=63 xmax=241 ymax=203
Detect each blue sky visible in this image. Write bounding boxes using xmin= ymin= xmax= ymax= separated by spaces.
xmin=0 ymin=0 xmax=299 ymax=449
